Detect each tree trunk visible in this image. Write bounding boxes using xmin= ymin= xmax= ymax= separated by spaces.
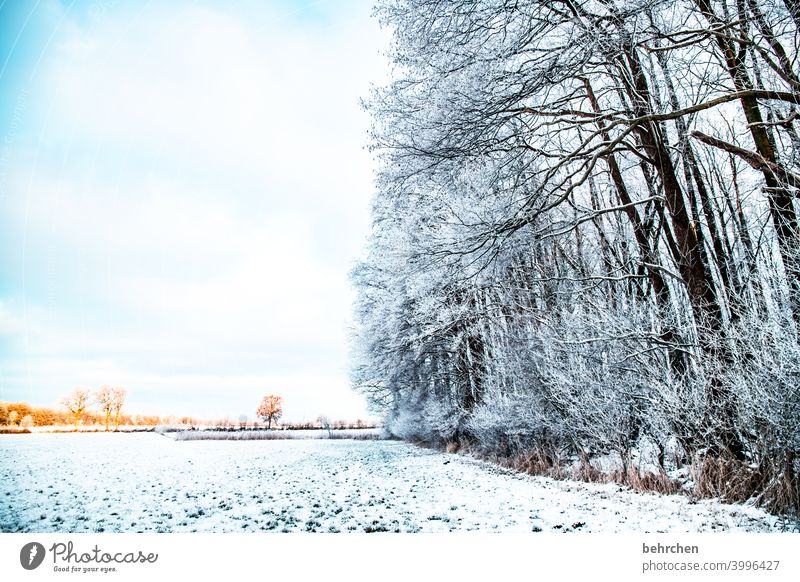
xmin=622 ymin=49 xmax=721 ymax=325
xmin=782 ymin=0 xmax=800 ymax=30
xmin=695 ymin=0 xmax=800 ymax=320
xmin=584 ymin=77 xmax=687 ymax=374
xmin=619 ymin=44 xmax=744 ymax=459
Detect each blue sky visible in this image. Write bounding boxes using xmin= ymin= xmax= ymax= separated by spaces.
xmin=0 ymin=0 xmax=389 ymax=421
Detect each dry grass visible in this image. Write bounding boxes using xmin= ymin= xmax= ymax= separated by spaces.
xmin=575 ymin=454 xmax=605 ymax=483
xmin=491 ymin=446 xmax=570 ymax=480
xmin=691 ymin=453 xmax=799 ymax=519
xmin=465 ymin=444 xmax=682 ymax=495
xmin=611 ymin=466 xmax=681 ymax=494
xmin=422 ymin=437 xmax=797 ymax=522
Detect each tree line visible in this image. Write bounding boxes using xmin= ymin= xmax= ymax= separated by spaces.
xmin=352 ymin=0 xmax=799 ymax=516
xmin=1 ymin=391 xmax=377 ymax=432
xmin=0 ymin=402 xmax=164 ymax=430
xmin=2 ymin=385 xmax=128 ymax=431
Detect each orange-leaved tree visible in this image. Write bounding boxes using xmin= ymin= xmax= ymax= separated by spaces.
xmin=257 ymin=395 xmax=283 ymax=429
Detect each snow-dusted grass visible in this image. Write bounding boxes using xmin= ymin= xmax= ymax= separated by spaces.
xmin=165 ymin=428 xmax=382 ymax=441
xmin=0 ymin=433 xmax=784 ymax=533
xmin=26 ymin=425 xmax=155 ymax=433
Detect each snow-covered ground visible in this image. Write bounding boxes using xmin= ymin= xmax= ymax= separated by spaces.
xmin=0 ymin=433 xmax=783 ymax=533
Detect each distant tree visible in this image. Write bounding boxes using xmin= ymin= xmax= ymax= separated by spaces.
xmin=95 ymin=386 xmax=114 ymax=432
xmin=257 ymin=395 xmax=283 ymax=429
xmin=38 ymin=407 xmax=58 ymax=426
xmin=110 ymin=387 xmax=127 ymax=431
xmin=0 ymin=403 xmax=7 ymax=425
xmin=238 ymin=415 xmax=248 ymax=430
xmin=8 ymin=402 xmax=32 ymax=421
xmin=8 ymin=410 xmax=19 ymax=426
xmin=62 ymin=388 xmax=91 ymax=431
xmin=317 ymin=415 xmax=332 ymax=438
xmin=20 ymin=415 xmax=33 ymax=429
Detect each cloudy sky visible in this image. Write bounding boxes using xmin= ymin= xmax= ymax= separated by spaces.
xmin=0 ymin=0 xmax=390 ymax=421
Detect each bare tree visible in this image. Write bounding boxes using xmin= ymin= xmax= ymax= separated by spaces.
xmin=95 ymin=386 xmax=114 ymax=432
xmin=317 ymin=415 xmax=332 ymax=438
xmin=353 ymin=0 xmax=800 ymax=517
xmin=62 ymin=389 xmax=91 ymax=432
xmin=257 ymin=395 xmax=283 ymax=429
xmin=110 ymin=387 xmax=127 ymax=431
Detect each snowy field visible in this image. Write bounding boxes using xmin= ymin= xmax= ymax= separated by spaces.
xmin=0 ymin=433 xmax=783 ymax=533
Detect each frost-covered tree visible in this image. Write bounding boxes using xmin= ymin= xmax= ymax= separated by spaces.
xmin=317 ymin=415 xmax=332 ymax=437
xmin=353 ymin=0 xmax=800 ymax=517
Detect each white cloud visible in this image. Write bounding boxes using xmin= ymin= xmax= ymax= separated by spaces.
xmin=0 ymin=0 xmax=390 ymax=420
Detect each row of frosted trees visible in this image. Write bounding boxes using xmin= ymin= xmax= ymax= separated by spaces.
xmin=352 ymin=0 xmax=800 ymax=516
